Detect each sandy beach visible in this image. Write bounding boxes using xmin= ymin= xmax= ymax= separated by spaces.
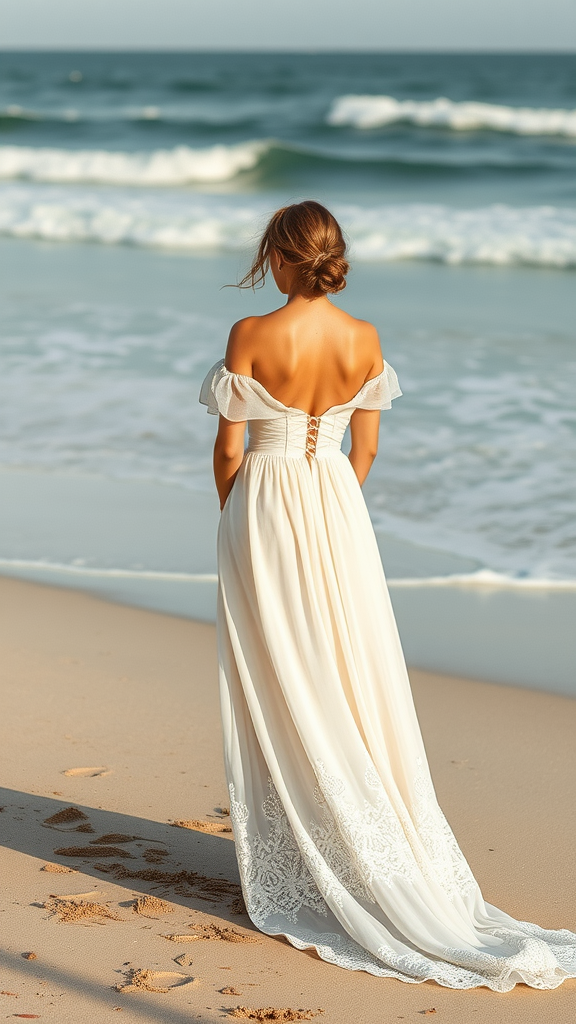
xmin=1 ymin=574 xmax=575 ymax=1024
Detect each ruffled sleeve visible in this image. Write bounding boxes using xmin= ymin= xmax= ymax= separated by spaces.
xmin=199 ymin=359 xmax=286 ymax=421
xmin=353 ymin=362 xmax=402 ymax=411
xmin=199 ymin=359 xmax=245 ymax=420
xmin=199 ymin=359 xmax=225 ymax=416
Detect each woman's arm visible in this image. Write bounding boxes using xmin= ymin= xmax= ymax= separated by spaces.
xmin=213 ymin=318 xmax=256 ymax=509
xmin=213 ymin=415 xmax=246 ymax=510
xmin=348 ymin=408 xmax=380 ymax=486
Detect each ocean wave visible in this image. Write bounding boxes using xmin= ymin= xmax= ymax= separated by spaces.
xmin=4 ymin=95 xmax=576 ymax=140
xmin=340 ymin=202 xmax=576 ymax=267
xmin=0 ymin=141 xmax=270 ymax=185
xmin=1 ymin=559 xmax=574 ymax=592
xmin=1 ymin=187 xmax=574 ymax=268
xmin=388 ymin=569 xmax=576 ymax=591
xmin=328 ymin=95 xmax=576 ymax=137
xmin=0 ymin=142 xmax=566 ymax=190
xmin=0 ymin=103 xmax=263 ymax=129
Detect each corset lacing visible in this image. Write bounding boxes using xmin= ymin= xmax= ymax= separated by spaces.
xmin=305 ymin=414 xmax=320 ymax=462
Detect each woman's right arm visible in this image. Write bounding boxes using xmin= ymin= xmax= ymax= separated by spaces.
xmin=213 ymin=415 xmax=246 ymax=511
xmin=213 ymin=318 xmax=257 ymax=509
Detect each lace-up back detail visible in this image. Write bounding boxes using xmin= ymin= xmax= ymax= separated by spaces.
xmin=199 ymin=359 xmax=402 ymax=460
xmin=305 ymin=415 xmax=321 ymax=461
xmin=200 ymin=358 xmax=402 ymax=459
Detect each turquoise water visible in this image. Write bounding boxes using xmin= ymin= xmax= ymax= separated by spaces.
xmin=0 ymin=52 xmax=575 ymax=689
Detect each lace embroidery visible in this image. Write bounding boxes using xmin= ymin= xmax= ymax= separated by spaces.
xmin=309 ymin=783 xmax=374 ymax=906
xmin=228 ymin=779 xmax=328 ymax=926
xmin=314 ymin=759 xmax=417 ymax=890
xmin=228 ymin=772 xmax=576 ymax=991
xmin=411 ymin=756 xmax=479 ymax=902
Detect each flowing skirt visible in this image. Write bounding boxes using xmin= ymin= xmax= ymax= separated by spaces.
xmin=216 ymin=449 xmax=576 ymax=991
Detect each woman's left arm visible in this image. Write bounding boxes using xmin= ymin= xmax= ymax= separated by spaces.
xmin=214 ymin=415 xmax=246 ymax=510
xmin=348 ymin=408 xmax=381 ymax=486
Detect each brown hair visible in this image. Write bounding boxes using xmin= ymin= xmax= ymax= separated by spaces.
xmin=237 ymin=200 xmax=349 ymax=296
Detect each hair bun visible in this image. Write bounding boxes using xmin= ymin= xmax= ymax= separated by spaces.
xmin=312 ymin=250 xmax=330 ymax=269
xmin=302 ymin=250 xmax=348 ymax=296
xmin=237 ymin=200 xmax=349 ymax=295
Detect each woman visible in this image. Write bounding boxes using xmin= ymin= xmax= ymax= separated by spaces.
xmin=199 ymin=200 xmax=576 ymax=990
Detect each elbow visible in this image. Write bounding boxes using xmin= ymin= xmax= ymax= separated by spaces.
xmin=214 ymin=440 xmax=243 ymax=463
xmin=352 ymin=442 xmax=378 ymax=461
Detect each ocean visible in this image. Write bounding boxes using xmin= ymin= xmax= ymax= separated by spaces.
xmin=1 ymin=51 xmax=575 ymax=691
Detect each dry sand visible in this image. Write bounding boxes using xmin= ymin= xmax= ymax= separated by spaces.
xmin=0 ymin=574 xmax=575 ymax=1024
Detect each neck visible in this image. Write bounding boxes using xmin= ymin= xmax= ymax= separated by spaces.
xmin=285 ymin=287 xmax=330 ymax=307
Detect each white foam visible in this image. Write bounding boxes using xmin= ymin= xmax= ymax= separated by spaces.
xmin=0 ymin=141 xmax=269 ymax=185
xmin=2 ymin=558 xmax=574 ymax=592
xmin=1 ymin=186 xmax=574 ymax=268
xmin=342 ymin=202 xmax=576 ymax=268
xmin=388 ymin=569 xmax=576 ymax=591
xmin=0 ymin=185 xmax=260 ymax=250
xmin=328 ymin=95 xmax=576 ymax=136
xmin=0 ymin=557 xmax=217 ymax=581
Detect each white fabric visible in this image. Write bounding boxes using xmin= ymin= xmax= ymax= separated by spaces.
xmin=199 ymin=358 xmax=576 ymax=991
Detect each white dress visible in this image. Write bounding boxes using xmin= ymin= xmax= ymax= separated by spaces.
xmin=199 ymin=357 xmax=576 ymax=992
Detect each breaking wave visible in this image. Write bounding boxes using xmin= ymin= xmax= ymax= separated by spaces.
xmin=0 ymin=141 xmax=567 ymax=190
xmin=328 ymin=95 xmax=576 ymax=137
xmin=340 ymin=202 xmax=576 ymax=267
xmin=1 ymin=186 xmax=574 ymax=268
xmin=0 ymin=141 xmax=270 ymax=185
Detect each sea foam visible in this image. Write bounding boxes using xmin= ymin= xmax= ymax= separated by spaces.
xmin=1 ymin=559 xmax=573 ymax=592
xmin=1 ymin=186 xmax=574 ymax=268
xmin=342 ymin=202 xmax=576 ymax=268
xmin=0 ymin=141 xmax=269 ymax=185
xmin=328 ymin=95 xmax=576 ymax=136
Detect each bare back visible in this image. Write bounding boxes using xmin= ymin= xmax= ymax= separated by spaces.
xmin=225 ymin=298 xmax=383 ymax=418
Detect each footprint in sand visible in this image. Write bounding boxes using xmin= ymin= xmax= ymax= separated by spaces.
xmin=53 ymin=844 xmax=134 ymax=859
xmin=172 ymin=819 xmax=233 ymax=834
xmin=90 ymin=833 xmax=139 ymax=844
xmin=132 ymin=895 xmax=174 ymax=919
xmin=115 ymin=968 xmax=199 ymax=993
xmin=62 ymin=766 xmax=112 ymax=778
xmin=163 ymin=924 xmax=260 ymax=944
xmin=41 ymin=862 xmax=78 ymax=874
xmin=142 ymin=847 xmax=169 ymax=863
xmin=228 ymin=1010 xmax=323 ymax=1022
xmin=42 ymin=806 xmax=95 ymax=833
xmin=42 ymin=894 xmax=121 ymax=923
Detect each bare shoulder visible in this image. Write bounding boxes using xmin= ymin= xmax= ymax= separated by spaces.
xmin=348 ymin=315 xmax=384 ymax=379
xmin=225 ymin=307 xmax=287 ymax=374
xmin=224 ymin=316 xmax=261 ymax=375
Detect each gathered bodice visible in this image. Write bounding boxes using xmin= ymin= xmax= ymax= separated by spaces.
xmin=199 ymin=358 xmax=402 ymax=459
xmin=246 ymin=410 xmax=352 ymax=458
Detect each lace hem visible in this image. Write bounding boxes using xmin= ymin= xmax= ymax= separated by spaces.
xmin=228 ymin=771 xmax=576 ymax=991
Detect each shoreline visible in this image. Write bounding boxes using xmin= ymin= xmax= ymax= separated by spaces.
xmin=1 ymin=575 xmax=575 ymax=1023
xmin=2 ymin=466 xmax=576 ymax=696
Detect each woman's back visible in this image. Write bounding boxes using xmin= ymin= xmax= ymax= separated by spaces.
xmin=226 ymin=301 xmax=383 ymax=418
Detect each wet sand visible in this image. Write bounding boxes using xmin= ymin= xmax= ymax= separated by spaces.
xmin=1 ymin=575 xmax=575 ymax=1023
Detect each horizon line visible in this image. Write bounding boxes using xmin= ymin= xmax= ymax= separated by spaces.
xmin=1 ymin=46 xmax=575 ymax=55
